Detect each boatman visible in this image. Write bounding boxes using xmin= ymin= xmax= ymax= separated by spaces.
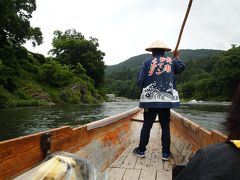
xmin=133 ymin=40 xmax=185 ymax=160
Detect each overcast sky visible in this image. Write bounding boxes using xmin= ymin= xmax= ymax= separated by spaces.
xmin=25 ymin=0 xmax=240 ymax=65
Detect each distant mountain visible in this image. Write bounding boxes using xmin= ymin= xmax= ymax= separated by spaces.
xmin=176 ymin=49 xmax=224 ymax=61
xmin=104 ymin=47 xmax=240 ymax=101
xmin=106 ymin=49 xmax=223 ymax=75
xmin=106 ymin=54 xmax=150 ymax=73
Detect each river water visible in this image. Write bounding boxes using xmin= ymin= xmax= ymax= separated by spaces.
xmin=0 ymin=101 xmax=230 ymax=141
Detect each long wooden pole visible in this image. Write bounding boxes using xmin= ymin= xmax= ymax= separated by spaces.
xmin=174 ymin=0 xmax=193 ymax=53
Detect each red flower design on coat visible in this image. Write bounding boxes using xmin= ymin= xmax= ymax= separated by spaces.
xmin=164 ymin=64 xmax=171 ymax=73
xmin=166 ymin=57 xmax=172 ymax=64
xmin=160 ymin=57 xmax=166 ymax=62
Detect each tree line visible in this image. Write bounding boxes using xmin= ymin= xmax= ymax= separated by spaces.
xmin=105 ymin=47 xmax=240 ymax=101
xmin=178 ymin=45 xmax=240 ymax=101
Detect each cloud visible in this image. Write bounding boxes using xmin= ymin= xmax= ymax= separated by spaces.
xmin=25 ymin=0 xmax=240 ymax=65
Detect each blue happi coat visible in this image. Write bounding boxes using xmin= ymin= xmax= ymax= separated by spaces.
xmin=137 ymin=53 xmax=185 ymax=109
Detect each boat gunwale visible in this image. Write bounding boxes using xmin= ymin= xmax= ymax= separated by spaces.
xmin=0 ymin=107 xmax=142 ymax=179
xmin=171 ymin=110 xmax=227 ymax=139
xmin=86 ymin=107 xmax=141 ymax=130
xmin=0 ymin=107 xmax=228 ymax=179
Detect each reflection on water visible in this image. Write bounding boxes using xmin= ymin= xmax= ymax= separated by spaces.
xmin=0 ymin=101 xmax=229 ymax=141
xmin=0 ymin=102 xmax=138 ymax=141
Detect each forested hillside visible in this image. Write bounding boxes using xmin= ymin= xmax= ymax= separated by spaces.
xmin=0 ymin=0 xmax=105 ymax=108
xmin=105 ymin=49 xmax=222 ymax=83
xmin=105 ymin=47 xmax=240 ymax=101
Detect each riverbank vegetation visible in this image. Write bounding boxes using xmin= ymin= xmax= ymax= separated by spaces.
xmin=0 ymin=0 xmax=105 ymax=108
xmin=105 ymin=46 xmax=240 ymax=101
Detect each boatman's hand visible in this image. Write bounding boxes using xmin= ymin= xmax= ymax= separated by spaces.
xmin=173 ymin=51 xmax=180 ymax=59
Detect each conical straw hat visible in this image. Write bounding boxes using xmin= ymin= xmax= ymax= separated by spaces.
xmin=145 ymin=40 xmax=171 ymax=52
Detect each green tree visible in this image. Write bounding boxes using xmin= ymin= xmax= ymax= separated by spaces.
xmin=49 ymin=29 xmax=105 ymax=87
xmin=212 ymin=46 xmax=240 ymax=99
xmin=0 ymin=0 xmax=43 ymax=47
xmin=40 ymin=60 xmax=74 ymax=87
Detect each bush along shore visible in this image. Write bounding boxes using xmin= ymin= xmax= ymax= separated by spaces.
xmin=0 ymin=48 xmax=106 ymax=108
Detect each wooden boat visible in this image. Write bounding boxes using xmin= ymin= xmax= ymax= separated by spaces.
xmin=0 ymin=107 xmax=227 ymax=179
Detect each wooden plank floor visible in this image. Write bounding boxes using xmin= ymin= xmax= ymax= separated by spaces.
xmin=106 ymin=119 xmax=173 ymax=180
xmin=107 ymin=146 xmax=173 ymax=180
